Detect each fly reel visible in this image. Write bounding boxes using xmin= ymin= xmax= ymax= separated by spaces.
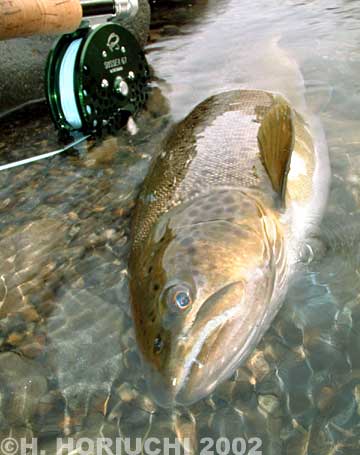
xmin=46 ymin=22 xmax=149 ymax=137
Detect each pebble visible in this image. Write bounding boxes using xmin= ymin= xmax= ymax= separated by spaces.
xmin=145 ymin=87 xmax=171 ymax=118
xmin=257 ymin=394 xmax=281 ymax=416
xmin=117 ymin=382 xmax=139 ymax=402
xmin=283 ymin=428 xmax=310 ymax=455
xmin=354 ymin=383 xmax=360 ymax=415
xmin=263 ymin=335 xmax=289 ymax=364
xmin=83 ymin=137 xmax=123 ymax=168
xmin=19 ymin=333 xmax=46 ymax=359
xmin=162 ymin=24 xmax=180 ymax=35
xmin=135 ymin=394 xmax=157 ymax=414
xmin=275 ymin=317 xmax=304 ymax=347
xmin=307 ymin=422 xmax=335 ymax=455
xmin=20 ymin=306 xmax=41 ymax=323
xmin=315 ymin=385 xmax=337 ymax=413
xmin=305 ymin=335 xmax=343 ymax=373
xmin=256 ymin=370 xmax=283 ymax=397
xmin=288 ymin=390 xmax=314 ymax=417
xmin=247 ymin=350 xmax=271 ymax=382
xmin=6 ymin=331 xmax=25 ymax=346
xmin=173 ymin=409 xmax=197 ymax=455
xmin=232 ymin=375 xmax=256 ymax=406
xmin=212 ymin=379 xmax=236 ymax=402
xmin=328 ymin=386 xmax=356 ymax=428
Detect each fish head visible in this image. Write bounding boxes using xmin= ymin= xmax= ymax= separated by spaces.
xmin=130 ymin=194 xmax=282 ymax=407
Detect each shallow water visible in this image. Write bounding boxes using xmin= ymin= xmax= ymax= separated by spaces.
xmin=0 ymin=0 xmax=360 ymax=453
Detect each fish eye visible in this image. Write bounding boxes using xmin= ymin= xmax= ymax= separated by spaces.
xmin=174 ymin=290 xmax=191 ymax=309
xmin=166 ymin=285 xmax=192 ymax=311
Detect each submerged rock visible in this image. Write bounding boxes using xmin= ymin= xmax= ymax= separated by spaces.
xmin=0 ymin=352 xmax=48 ymax=426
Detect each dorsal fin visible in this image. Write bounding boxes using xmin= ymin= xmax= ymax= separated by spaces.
xmin=257 ymin=98 xmax=294 ymax=203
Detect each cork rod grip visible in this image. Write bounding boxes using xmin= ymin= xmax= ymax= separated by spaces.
xmin=0 ymin=0 xmax=83 ymax=39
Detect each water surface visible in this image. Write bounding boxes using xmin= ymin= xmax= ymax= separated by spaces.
xmin=0 ymin=0 xmax=360 ymax=453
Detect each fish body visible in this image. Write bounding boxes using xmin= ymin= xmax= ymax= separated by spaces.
xmin=129 ymin=89 xmax=330 ymax=407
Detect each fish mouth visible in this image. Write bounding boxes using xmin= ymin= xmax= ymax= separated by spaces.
xmin=146 ymin=280 xmax=270 ymax=407
xmin=146 ymin=313 xmax=231 ymax=407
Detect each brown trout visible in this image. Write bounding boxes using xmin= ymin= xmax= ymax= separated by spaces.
xmin=129 ymin=89 xmax=330 ymax=407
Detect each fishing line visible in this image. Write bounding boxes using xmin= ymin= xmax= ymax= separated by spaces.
xmin=0 ymin=135 xmax=90 ymax=171
xmin=59 ymin=38 xmax=83 ymax=129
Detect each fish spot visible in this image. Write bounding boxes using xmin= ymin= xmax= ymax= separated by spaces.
xmin=203 ymin=204 xmax=213 ymax=211
xmin=225 ymin=205 xmax=236 ymax=214
xmin=209 ymin=206 xmax=224 ymax=216
xmin=189 ymin=209 xmax=199 ymax=218
xmin=180 ymin=237 xmax=193 ymax=247
xmin=153 ymin=335 xmax=163 ymax=354
xmin=153 ymin=283 xmax=160 ymax=292
xmin=209 ymin=194 xmax=219 ymax=203
xmin=225 ymin=203 xmax=240 ymax=213
xmin=148 ymin=266 xmax=153 ymax=274
xmin=223 ymin=195 xmax=235 ymax=204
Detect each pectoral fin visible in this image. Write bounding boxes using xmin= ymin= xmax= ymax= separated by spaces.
xmin=257 ymin=98 xmax=294 ymax=203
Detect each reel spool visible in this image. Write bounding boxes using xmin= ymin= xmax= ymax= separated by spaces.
xmin=46 ymin=22 xmax=149 ymax=137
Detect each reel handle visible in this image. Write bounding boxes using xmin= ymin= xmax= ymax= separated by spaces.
xmin=0 ymin=0 xmax=138 ymax=40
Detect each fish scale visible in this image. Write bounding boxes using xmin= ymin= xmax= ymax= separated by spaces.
xmin=132 ymin=90 xmax=278 ymax=252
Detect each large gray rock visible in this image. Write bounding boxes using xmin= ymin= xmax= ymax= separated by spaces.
xmin=0 ymin=0 xmax=150 ymax=114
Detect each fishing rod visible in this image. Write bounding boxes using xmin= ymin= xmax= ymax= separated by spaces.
xmin=0 ymin=0 xmax=139 ymax=40
xmin=0 ymin=0 xmax=150 ymax=170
